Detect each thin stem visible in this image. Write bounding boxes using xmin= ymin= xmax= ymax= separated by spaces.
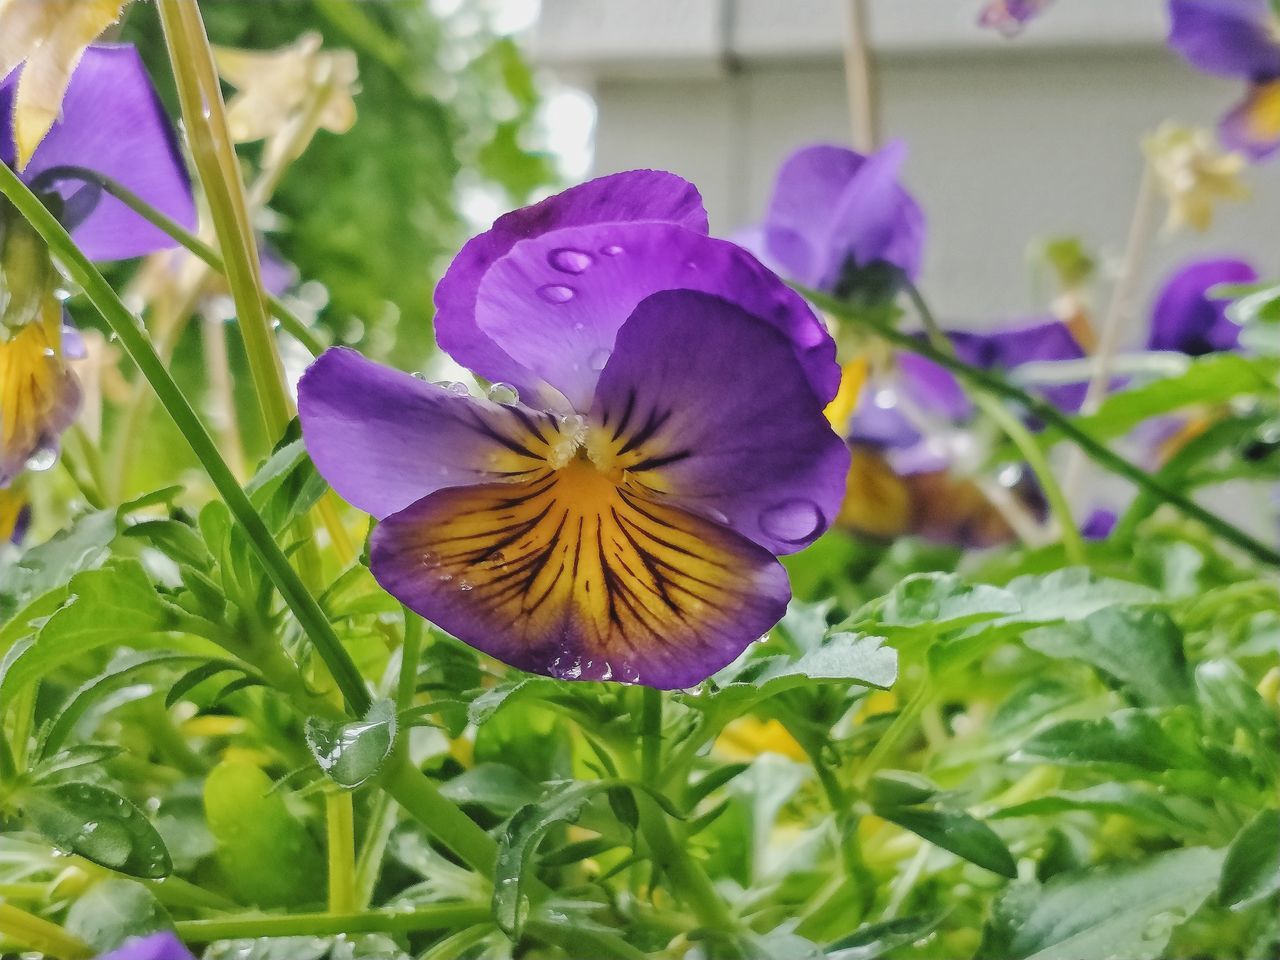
xmin=1062 ymin=162 xmax=1157 ymax=502
xmin=158 ymin=0 xmax=294 ymax=437
xmin=0 ymin=902 xmax=91 ymax=959
xmin=842 ymin=0 xmax=878 ymax=152
xmin=35 ymin=165 xmax=323 ymax=355
xmin=0 ymin=162 xmax=373 ymax=716
xmin=353 ymin=791 xmax=397 ymax=910
xmin=380 ymin=757 xmax=498 ymax=877
xmin=904 ymin=283 xmax=1086 ymax=563
xmin=803 ymin=283 xmax=1280 ymax=568
xmin=327 ymin=790 xmax=358 ymax=913
xmin=853 ymin=681 xmax=931 ymax=790
xmin=398 ymin=609 xmax=425 ymax=711
xmin=641 ymin=686 xmax=662 ymax=784
xmin=174 ymin=903 xmax=492 ymax=943
xmin=525 ymin=919 xmax=651 ymax=960
xmin=201 ymin=313 xmax=247 ymax=479
xmin=635 ymin=792 xmax=736 ymax=933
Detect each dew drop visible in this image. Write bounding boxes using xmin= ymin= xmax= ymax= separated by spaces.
xmin=588 ymin=348 xmax=612 ymax=371
xmin=486 ymin=381 xmax=520 ymax=404
xmin=548 ymin=247 xmax=593 ymax=274
xmin=412 ymin=371 xmax=428 ymax=380
xmin=537 ymin=283 xmax=576 ymax=304
xmin=573 ymin=321 xmax=586 ymax=331
xmin=600 ymin=244 xmax=624 ymax=256
xmin=458 ymin=581 xmax=473 ymax=592
xmin=759 ymin=498 xmax=825 ymax=545
xmin=25 ymin=446 xmax=57 ymax=472
xmin=703 ymin=506 xmax=729 ymax=525
xmin=432 ymin=379 xmax=471 ymax=396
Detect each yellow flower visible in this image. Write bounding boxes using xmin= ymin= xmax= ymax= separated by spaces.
xmin=1143 ymin=123 xmax=1250 ymax=233
xmin=0 ymin=300 xmax=81 ymax=486
xmin=714 ymin=715 xmax=808 ymax=762
xmin=0 ymin=0 xmax=128 ymax=167
xmin=0 ymin=481 xmax=28 ymax=542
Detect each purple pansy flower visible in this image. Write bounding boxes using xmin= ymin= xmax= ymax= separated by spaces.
xmin=1167 ymin=0 xmax=1280 ymax=160
xmin=979 ymin=0 xmax=1054 ymax=36
xmin=300 ymin=171 xmax=849 ymax=688
xmin=94 ymin=932 xmax=195 ymax=960
xmin=1147 ymin=256 xmax=1257 ymax=355
xmin=747 ymin=141 xmax=925 ymax=302
xmin=1 ymin=43 xmax=194 ymax=487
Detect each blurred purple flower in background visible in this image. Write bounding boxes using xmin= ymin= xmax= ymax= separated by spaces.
xmin=95 ymin=933 xmax=195 ymax=960
xmin=747 ymin=141 xmax=925 ymax=303
xmin=1 ymin=43 xmax=194 ymax=487
xmin=1146 ymin=256 xmax=1258 ymax=355
xmin=1167 ymin=0 xmax=1280 ymax=160
xmin=300 ymin=171 xmax=848 ymax=688
xmin=979 ymin=0 xmax=1055 ymax=36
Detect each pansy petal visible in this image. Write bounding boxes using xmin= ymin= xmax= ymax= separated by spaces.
xmin=1167 ymin=0 xmax=1280 ymax=79
xmin=4 ymin=45 xmax=195 ymax=261
xmin=372 ymin=468 xmax=790 ymax=689
xmin=949 ymin=317 xmax=1087 ymax=410
xmin=1219 ymin=79 xmax=1280 ymax=161
xmin=588 ymin=290 xmax=849 ymax=555
xmin=434 ymin=170 xmax=708 ymax=393
xmin=0 ymin=311 xmax=80 ymax=486
xmin=475 ymin=222 xmax=839 ymax=411
xmin=298 ymin=347 xmax=573 ymax=520
xmin=96 ymin=932 xmax=197 ymax=960
xmin=0 ymin=484 xmax=30 ymax=544
xmin=1147 ymin=257 xmax=1256 ymax=355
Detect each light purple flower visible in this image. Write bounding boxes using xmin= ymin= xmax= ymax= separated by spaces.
xmin=1167 ymin=0 xmax=1280 ymax=160
xmin=750 ymin=142 xmax=925 ymax=300
xmin=1146 ymin=256 xmax=1257 ymax=355
xmin=1 ymin=43 xmax=193 ymax=487
xmin=300 ymin=171 xmax=848 ymax=688
xmin=979 ymin=0 xmax=1055 ymax=36
xmin=95 ymin=932 xmax=195 ymax=960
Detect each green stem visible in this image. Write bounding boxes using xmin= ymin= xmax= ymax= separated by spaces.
xmin=158 ymin=0 xmax=294 ymax=437
xmin=635 ymin=792 xmax=736 ymax=933
xmin=174 ymin=903 xmax=492 ymax=943
xmin=0 ymin=902 xmax=91 ymax=959
xmin=398 ymin=609 xmax=424 ymax=710
xmin=525 ymin=919 xmax=652 ymax=960
xmin=852 ymin=680 xmax=931 ymax=790
xmin=0 ymin=162 xmax=372 ymax=717
xmin=380 ymin=757 xmax=498 ymax=877
xmin=352 ymin=790 xmax=397 ymax=910
xmin=804 ymin=284 xmax=1280 ymax=568
xmin=326 ymin=790 xmax=358 ymax=912
xmin=641 ymin=686 xmax=662 ymax=784
xmin=903 ymin=283 xmax=1085 ymax=563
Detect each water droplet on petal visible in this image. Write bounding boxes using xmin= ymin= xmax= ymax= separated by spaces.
xmin=25 ymin=446 xmax=58 ymax=472
xmin=759 ymin=498 xmax=825 ymax=545
xmin=704 ymin=506 xmax=729 ymax=525
xmin=412 ymin=371 xmax=428 ymax=380
xmin=458 ymin=581 xmax=473 ymax=592
xmin=537 ymin=283 xmax=576 ymax=304
xmin=486 ymin=382 xmax=519 ymax=404
xmin=588 ymin=348 xmax=611 ymax=371
xmin=548 ymin=247 xmax=594 ymax=274
xmin=600 ymin=244 xmax=624 ymax=256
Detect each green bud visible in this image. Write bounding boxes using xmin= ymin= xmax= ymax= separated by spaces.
xmin=0 ymin=195 xmax=58 ymax=337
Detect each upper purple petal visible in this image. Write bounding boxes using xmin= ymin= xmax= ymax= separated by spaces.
xmin=589 ymin=289 xmax=850 ymax=555
xmin=762 ymin=141 xmax=925 ymax=292
xmin=3 ymin=45 xmax=196 ymax=261
xmin=1147 ymin=257 xmax=1257 ymax=355
xmin=298 ymin=347 xmax=573 ymax=520
xmin=472 ymin=220 xmax=840 ymax=411
xmin=434 ymin=170 xmax=708 ymax=397
xmin=95 ymin=932 xmax=196 ymax=960
xmin=1167 ymin=0 xmax=1280 ymax=80
xmin=949 ymin=317 xmax=1088 ymax=410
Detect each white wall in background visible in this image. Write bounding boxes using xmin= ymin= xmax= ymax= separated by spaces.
xmin=533 ymin=0 xmax=1280 ymax=331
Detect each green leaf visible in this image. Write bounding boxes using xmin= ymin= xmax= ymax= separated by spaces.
xmin=826 ymin=912 xmax=945 ymax=959
xmin=876 ymin=806 xmax=1017 ymax=878
xmin=1218 ymin=809 xmax=1280 ymax=910
xmin=21 ymin=781 xmax=172 ymax=878
xmin=0 ymin=560 xmax=192 ymax=705
xmin=305 ymin=699 xmax=398 ymax=789
xmin=0 ymin=506 xmax=117 ymax=620
xmin=975 ymin=846 xmax=1225 ymax=960
xmin=1023 ymin=607 xmax=1191 ymax=706
xmin=1004 ymin=568 xmax=1162 ymax=623
xmin=203 ymin=760 xmax=325 ymax=908
xmin=1044 ymin=354 xmax=1279 ymax=444
xmin=64 ymin=878 xmax=173 ymax=952
xmin=868 ymin=573 xmax=1021 ymax=632
xmin=868 ymin=770 xmax=938 ymax=808
xmin=437 ymin=763 xmax=541 ymax=817
xmin=245 ymin=435 xmax=327 ymax=536
xmin=1195 ymin=659 xmax=1280 ymax=755
xmin=991 ymin=783 xmax=1188 ymax=834
xmin=494 ymin=780 xmax=622 ymax=939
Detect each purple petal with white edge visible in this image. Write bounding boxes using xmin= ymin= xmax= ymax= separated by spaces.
xmin=371 ymin=472 xmax=791 ymax=689
xmin=4 ymin=45 xmax=196 ymax=262
xmin=1147 ymin=257 xmax=1257 ymax=356
xmin=298 ymin=347 xmax=575 ymax=521
xmin=1167 ymin=0 xmax=1280 ymax=80
xmin=95 ymin=932 xmax=196 ymax=960
xmin=434 ymin=170 xmax=708 ymax=397
xmin=1219 ymin=80 xmax=1280 ymax=161
xmin=474 ymin=221 xmax=839 ymax=412
xmin=763 ymin=142 xmax=924 ymax=291
xmin=588 ymin=289 xmax=850 ymax=555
